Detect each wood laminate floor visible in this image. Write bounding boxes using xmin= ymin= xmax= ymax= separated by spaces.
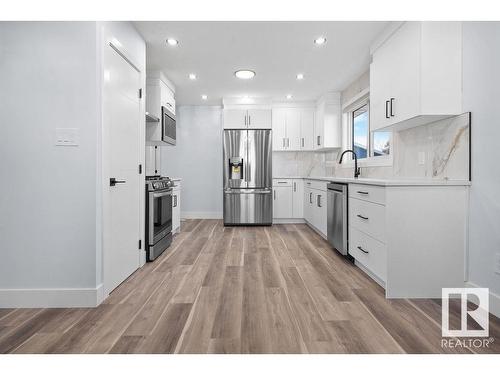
xmin=1 ymin=219 xmax=499 ymax=354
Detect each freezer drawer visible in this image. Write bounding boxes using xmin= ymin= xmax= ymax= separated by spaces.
xmin=224 ymin=189 xmax=272 ymax=226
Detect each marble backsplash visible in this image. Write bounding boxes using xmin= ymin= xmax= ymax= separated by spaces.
xmin=273 ymin=112 xmax=470 ymax=181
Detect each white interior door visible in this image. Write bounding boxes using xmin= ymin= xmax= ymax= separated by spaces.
xmin=104 ymin=44 xmax=141 ymax=295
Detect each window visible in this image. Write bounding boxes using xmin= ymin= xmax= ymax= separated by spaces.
xmin=344 ymin=98 xmax=392 ymax=163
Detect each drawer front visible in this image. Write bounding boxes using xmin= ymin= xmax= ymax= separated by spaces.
xmin=349 ymin=184 xmax=386 ymax=205
xmin=304 ymin=179 xmax=327 ymax=192
xmin=349 ymin=197 xmax=386 ymax=243
xmin=273 ymin=179 xmax=292 ymax=187
xmin=349 ymin=226 xmax=387 ymax=282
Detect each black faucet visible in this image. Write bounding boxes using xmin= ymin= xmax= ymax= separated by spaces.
xmin=339 ymin=149 xmax=360 ymax=178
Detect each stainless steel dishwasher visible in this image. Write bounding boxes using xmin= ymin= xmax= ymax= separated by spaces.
xmin=327 ymin=183 xmax=348 ymax=256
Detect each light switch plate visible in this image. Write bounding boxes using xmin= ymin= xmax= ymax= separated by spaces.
xmin=418 ymin=151 xmax=426 ymax=165
xmin=55 ymin=128 xmax=79 ymax=146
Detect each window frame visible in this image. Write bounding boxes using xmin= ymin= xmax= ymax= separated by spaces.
xmin=341 ymin=93 xmax=393 ymax=168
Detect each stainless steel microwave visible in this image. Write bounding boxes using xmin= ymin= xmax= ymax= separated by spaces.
xmin=161 ymin=106 xmax=176 ymax=145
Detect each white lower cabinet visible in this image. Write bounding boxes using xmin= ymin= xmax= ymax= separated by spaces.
xmin=291 ymin=180 xmax=303 ymax=218
xmin=273 ymin=179 xmax=304 ymax=220
xmin=303 ymin=179 xmax=327 ymax=237
xmin=273 ymin=185 xmax=292 ymax=219
xmin=349 ymin=226 xmax=387 ymax=282
xmin=172 ymin=181 xmax=181 ymax=233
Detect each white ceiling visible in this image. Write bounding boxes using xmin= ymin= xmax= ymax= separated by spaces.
xmin=134 ymin=21 xmax=389 ymax=105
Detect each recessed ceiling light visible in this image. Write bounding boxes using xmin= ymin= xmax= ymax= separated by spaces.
xmin=189 ymin=73 xmax=197 ymax=80
xmin=166 ymin=38 xmax=179 ymax=46
xmin=201 ymin=95 xmax=208 ymax=100
xmin=235 ymin=70 xmax=256 ymax=80
xmin=314 ymin=36 xmax=327 ymax=45
xmin=286 ymin=94 xmax=293 ymax=99
xmin=296 ymin=73 xmax=304 ymax=80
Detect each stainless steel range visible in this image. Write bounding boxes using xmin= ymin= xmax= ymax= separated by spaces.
xmin=145 ymin=176 xmax=174 ymax=261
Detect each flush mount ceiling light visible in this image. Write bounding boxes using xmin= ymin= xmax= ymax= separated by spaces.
xmin=286 ymin=94 xmax=293 ymax=99
xmin=189 ymin=73 xmax=197 ymax=80
xmin=166 ymin=38 xmax=179 ymax=46
xmin=234 ymin=70 xmax=256 ymax=80
xmin=296 ymin=73 xmax=304 ymax=80
xmin=201 ymin=95 xmax=208 ymax=100
xmin=314 ymin=36 xmax=327 ymax=45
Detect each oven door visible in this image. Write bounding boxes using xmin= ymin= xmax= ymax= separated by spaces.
xmin=148 ymin=189 xmax=173 ymax=245
xmin=162 ymin=106 xmax=176 ymax=145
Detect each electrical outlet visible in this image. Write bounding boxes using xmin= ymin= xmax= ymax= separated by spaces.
xmin=495 ymin=253 xmax=500 ymax=275
xmin=418 ymin=151 xmax=426 ymax=166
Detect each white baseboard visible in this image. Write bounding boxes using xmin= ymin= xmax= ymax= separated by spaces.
xmin=465 ymin=281 xmax=500 ymax=319
xmin=0 ymin=284 xmax=104 ymax=308
xmin=273 ymin=218 xmax=305 ymax=224
xmin=181 ymin=211 xmax=223 ymax=219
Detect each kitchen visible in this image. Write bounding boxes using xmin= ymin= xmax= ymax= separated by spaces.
xmin=0 ymin=18 xmax=499 ymax=358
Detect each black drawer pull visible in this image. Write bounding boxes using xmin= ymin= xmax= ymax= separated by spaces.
xmin=357 ymin=214 xmax=369 ymax=220
xmin=357 ymin=246 xmax=369 ymax=254
xmin=357 ymin=191 xmax=369 ymax=195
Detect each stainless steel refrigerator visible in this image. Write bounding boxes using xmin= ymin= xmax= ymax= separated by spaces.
xmin=223 ymin=129 xmax=272 ymax=225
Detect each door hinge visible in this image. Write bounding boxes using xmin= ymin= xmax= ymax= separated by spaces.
xmin=138 ymin=88 xmax=143 ymax=99
xmin=139 ymin=164 xmax=142 ymax=174
xmin=139 ymin=240 xmax=142 ymax=249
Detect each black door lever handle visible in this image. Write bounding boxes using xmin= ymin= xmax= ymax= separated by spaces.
xmin=110 ymin=178 xmax=126 ymax=186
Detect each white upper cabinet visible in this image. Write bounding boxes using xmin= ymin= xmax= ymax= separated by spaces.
xmin=314 ymin=94 xmax=341 ymax=150
xmin=247 ymin=109 xmax=272 ymax=129
xmin=146 ymin=76 xmax=175 ymax=145
xmin=272 ymin=106 xmax=316 ymax=151
xmin=223 ymin=108 xmax=272 ymax=129
xmin=300 ymin=108 xmax=315 ymax=150
xmin=223 ymin=109 xmax=248 ymax=129
xmin=370 ymin=21 xmax=462 ymax=131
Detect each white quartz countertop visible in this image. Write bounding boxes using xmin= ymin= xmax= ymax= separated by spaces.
xmin=273 ymin=176 xmax=471 ymax=186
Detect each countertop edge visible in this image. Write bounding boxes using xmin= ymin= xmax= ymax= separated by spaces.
xmin=272 ymin=176 xmax=471 ymax=187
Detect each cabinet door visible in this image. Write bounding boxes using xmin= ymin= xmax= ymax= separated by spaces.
xmin=317 ymin=191 xmax=327 ymax=236
xmin=292 ymin=179 xmax=304 ymax=218
xmin=273 ymin=186 xmax=293 ymax=219
xmin=160 ymin=81 xmax=175 ymax=115
xmin=285 ymin=108 xmax=301 ymax=151
xmin=371 ymin=22 xmax=420 ymax=131
xmin=247 ymin=109 xmax=272 ymax=129
xmin=304 ymin=187 xmax=313 ymax=223
xmin=300 ymin=108 xmax=315 ymax=150
xmin=224 ymin=109 xmax=248 ymax=129
xmin=314 ymin=103 xmax=324 ymax=149
xmin=387 ymin=22 xmax=420 ymax=125
xmin=272 ymin=109 xmax=287 ymax=151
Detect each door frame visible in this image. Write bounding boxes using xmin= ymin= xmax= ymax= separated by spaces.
xmin=100 ymin=32 xmax=146 ymax=300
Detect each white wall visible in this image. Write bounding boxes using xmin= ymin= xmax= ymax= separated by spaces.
xmin=463 ymin=22 xmax=500 ymax=298
xmin=0 ymin=22 xmax=100 ymax=292
xmin=161 ymin=106 xmax=223 ymax=218
xmin=0 ymin=21 xmax=146 ymax=307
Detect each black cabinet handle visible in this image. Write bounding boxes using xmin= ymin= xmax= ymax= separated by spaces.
xmin=273 ymin=190 xmax=276 ymax=200
xmin=309 ymin=192 xmax=313 ymax=204
xmin=357 ymin=214 xmax=369 ymax=220
xmin=357 ymin=246 xmax=369 ymax=254
xmin=110 ymin=178 xmax=126 ymax=186
xmin=390 ymin=98 xmax=395 ymax=117
xmin=385 ymin=100 xmax=390 ymax=119
xmin=357 ymin=191 xmax=369 ymax=195
xmin=317 ymin=135 xmax=321 ymax=146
